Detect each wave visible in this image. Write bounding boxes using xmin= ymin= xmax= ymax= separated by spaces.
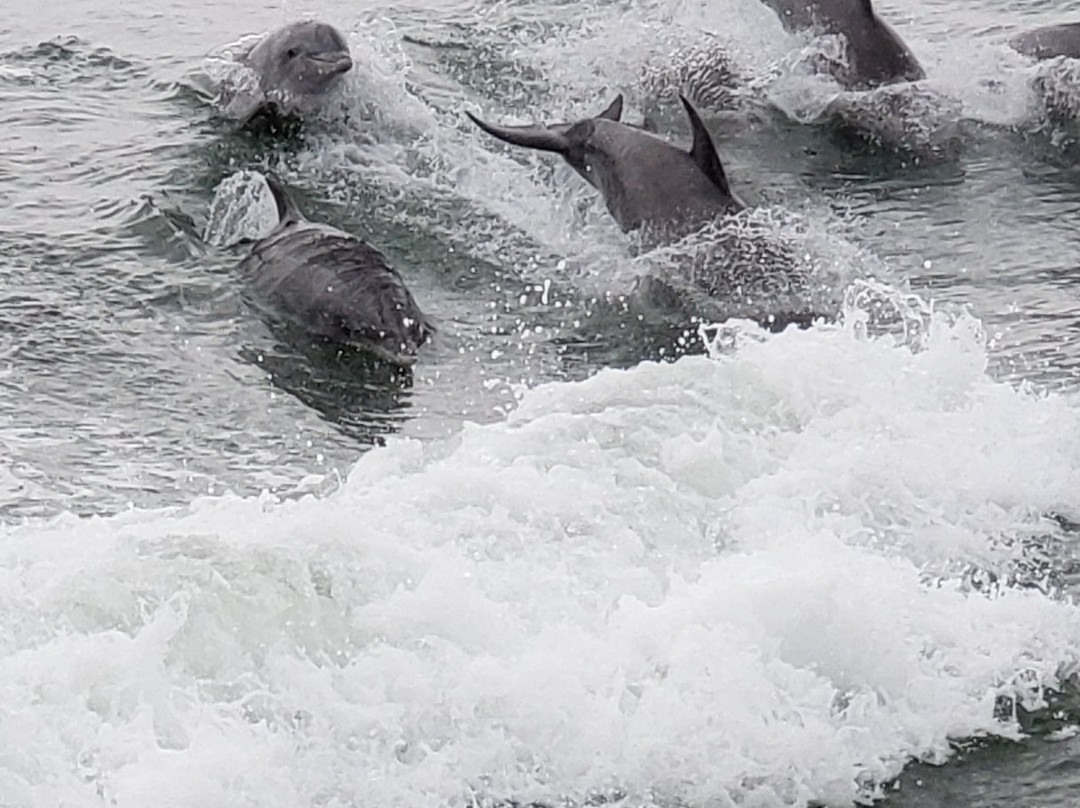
xmin=3 ymin=296 xmax=1079 ymax=806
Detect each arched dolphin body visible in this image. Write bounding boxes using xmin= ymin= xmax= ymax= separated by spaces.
xmin=760 ymin=0 xmax=924 ymax=89
xmin=240 ymin=174 xmax=434 ymax=366
xmin=466 ymin=94 xmax=743 ymax=241
xmin=219 ymin=21 xmax=353 ymax=126
xmin=466 ymin=96 xmax=817 ymax=329
xmin=1011 ymin=22 xmax=1080 ymax=60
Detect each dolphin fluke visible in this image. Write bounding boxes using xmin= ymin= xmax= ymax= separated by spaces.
xmin=679 ymin=94 xmax=733 ymax=198
xmin=465 ymin=94 xmax=626 ymax=155
xmin=464 ymin=110 xmax=571 ymax=155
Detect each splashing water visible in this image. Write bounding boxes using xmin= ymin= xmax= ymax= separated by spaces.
xmin=203 ymin=170 xmax=279 ymax=247
xmin=5 ymin=282 xmax=1080 ymax=807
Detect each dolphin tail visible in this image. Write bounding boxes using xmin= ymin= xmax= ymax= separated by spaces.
xmin=465 ymin=111 xmax=572 ymax=154
xmin=678 ymin=94 xmax=733 ymax=199
xmin=262 ymin=172 xmax=306 ymax=225
xmin=465 ymin=94 xmax=625 ymax=154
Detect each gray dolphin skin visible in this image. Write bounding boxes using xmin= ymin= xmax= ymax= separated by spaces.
xmin=465 ymin=94 xmax=743 ymax=240
xmin=760 ymin=0 xmax=924 ymax=89
xmin=222 ymin=20 xmax=353 ymax=124
xmin=1011 ymin=22 xmax=1080 ymax=60
xmin=466 ymin=96 xmax=816 ymax=328
xmin=240 ymin=174 xmax=434 ymax=366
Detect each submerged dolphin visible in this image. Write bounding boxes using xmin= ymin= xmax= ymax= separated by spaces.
xmin=466 ymin=94 xmax=743 ymax=240
xmin=760 ymin=0 xmax=924 ymax=89
xmin=1011 ymin=22 xmax=1080 ymax=60
xmin=240 ymin=174 xmax=434 ymax=366
xmin=219 ymin=20 xmax=353 ymax=125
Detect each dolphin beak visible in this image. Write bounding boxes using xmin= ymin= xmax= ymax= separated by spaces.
xmin=310 ymin=52 xmax=353 ymax=76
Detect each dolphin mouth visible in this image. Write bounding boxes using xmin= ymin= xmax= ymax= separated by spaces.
xmin=308 ymin=52 xmax=353 ymax=76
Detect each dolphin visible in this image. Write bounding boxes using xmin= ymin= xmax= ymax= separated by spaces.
xmin=239 ymin=174 xmax=434 ymax=366
xmin=465 ymin=94 xmax=743 ymax=240
xmin=466 ymin=96 xmax=816 ymax=328
xmin=219 ymin=20 xmax=353 ymax=125
xmin=1011 ymin=22 xmax=1080 ymax=60
xmin=760 ymin=0 xmax=924 ymax=89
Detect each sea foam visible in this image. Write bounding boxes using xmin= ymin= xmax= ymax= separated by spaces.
xmin=2 ymin=303 xmax=1079 ymax=807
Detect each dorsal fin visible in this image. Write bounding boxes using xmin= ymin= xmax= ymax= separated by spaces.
xmin=597 ymin=94 xmax=623 ymax=121
xmin=262 ymin=172 xmax=305 ymax=225
xmin=679 ymin=95 xmax=732 ymax=198
xmin=859 ymin=0 xmax=875 ymax=16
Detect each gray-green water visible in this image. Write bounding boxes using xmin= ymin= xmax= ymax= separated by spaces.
xmin=5 ymin=0 xmax=1080 ymax=805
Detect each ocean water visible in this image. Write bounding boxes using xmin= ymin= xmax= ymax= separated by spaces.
xmin=4 ymin=0 xmax=1080 ymax=805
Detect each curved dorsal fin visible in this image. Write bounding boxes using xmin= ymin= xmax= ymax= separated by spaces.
xmin=859 ymin=0 xmax=875 ymax=16
xmin=679 ymin=95 xmax=732 ymax=198
xmin=262 ymin=172 xmax=305 ymax=225
xmin=597 ymin=94 xmax=623 ymax=121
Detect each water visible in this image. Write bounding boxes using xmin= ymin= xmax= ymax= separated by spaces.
xmin=4 ymin=0 xmax=1080 ymax=804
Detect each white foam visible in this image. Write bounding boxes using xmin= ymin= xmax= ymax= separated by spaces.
xmin=3 ymin=302 xmax=1080 ymax=806
xmin=203 ymin=170 xmax=279 ymax=246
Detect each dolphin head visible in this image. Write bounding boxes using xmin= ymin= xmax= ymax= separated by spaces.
xmin=248 ymin=21 xmax=353 ymax=99
xmin=759 ymin=0 xmax=924 ymax=89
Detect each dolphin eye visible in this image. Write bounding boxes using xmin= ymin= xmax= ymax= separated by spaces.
xmin=286 ymin=47 xmax=299 ymax=59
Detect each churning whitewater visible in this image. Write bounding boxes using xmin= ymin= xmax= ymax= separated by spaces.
xmin=4 ymin=303 xmax=1080 ymax=807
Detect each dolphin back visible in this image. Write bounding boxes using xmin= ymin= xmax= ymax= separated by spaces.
xmin=244 ymin=227 xmax=434 ymax=364
xmin=1011 ymin=22 xmax=1080 ymax=60
xmin=241 ymin=176 xmax=433 ymax=365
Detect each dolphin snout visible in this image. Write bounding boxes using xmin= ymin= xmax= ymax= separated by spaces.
xmin=311 ymin=52 xmax=353 ymax=76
